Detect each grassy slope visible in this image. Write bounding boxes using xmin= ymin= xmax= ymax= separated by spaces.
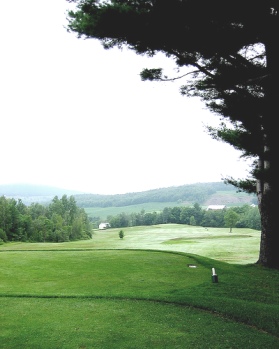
xmin=1 ymin=225 xmax=278 ymax=349
xmin=84 ymin=191 xmax=255 ymax=221
xmin=84 ymin=201 xmax=180 ymax=220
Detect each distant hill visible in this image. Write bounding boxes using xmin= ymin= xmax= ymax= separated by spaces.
xmin=0 ymin=182 xmax=257 ymax=207
xmin=74 ymin=182 xmax=257 ymax=208
xmin=0 ymin=183 xmax=85 ymax=204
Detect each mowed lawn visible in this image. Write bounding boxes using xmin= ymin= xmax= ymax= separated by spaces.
xmin=0 ymin=225 xmax=278 ymax=348
xmin=1 ymin=224 xmax=261 ymax=264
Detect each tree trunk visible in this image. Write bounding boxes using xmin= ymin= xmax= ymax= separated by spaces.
xmin=257 ymin=25 xmax=279 ymax=269
xmin=257 ymin=184 xmax=279 ymax=269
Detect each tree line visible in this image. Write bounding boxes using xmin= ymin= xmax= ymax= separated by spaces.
xmin=105 ymin=204 xmax=261 ymax=231
xmin=0 ymin=195 xmax=92 ymax=243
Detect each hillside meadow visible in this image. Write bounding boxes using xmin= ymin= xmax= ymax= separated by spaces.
xmin=84 ymin=198 xmax=253 ymax=221
xmin=1 ymin=224 xmax=278 ymax=348
xmin=84 ymin=202 xmax=179 ymax=221
xmin=81 ymin=184 xmax=256 ymax=221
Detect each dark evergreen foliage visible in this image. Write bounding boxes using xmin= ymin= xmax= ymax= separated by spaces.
xmin=66 ymin=1 xmax=279 ymax=268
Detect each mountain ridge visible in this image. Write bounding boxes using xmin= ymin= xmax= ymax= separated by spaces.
xmin=0 ymin=182 xmax=256 ymax=207
xmin=0 ymin=183 xmax=85 ymax=203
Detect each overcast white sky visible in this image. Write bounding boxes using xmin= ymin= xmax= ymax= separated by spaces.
xmin=0 ymin=0 xmax=252 ymax=195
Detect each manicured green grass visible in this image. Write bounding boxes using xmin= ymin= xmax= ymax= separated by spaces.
xmin=1 ymin=297 xmax=278 ymax=349
xmin=0 ymin=225 xmax=278 ymax=348
xmin=1 ymin=224 xmax=261 ymax=264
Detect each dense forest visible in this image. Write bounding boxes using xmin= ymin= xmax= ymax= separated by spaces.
xmin=0 ymin=195 xmax=92 ymax=243
xmin=74 ymin=182 xmax=257 ymax=208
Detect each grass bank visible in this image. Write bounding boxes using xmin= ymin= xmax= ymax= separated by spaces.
xmin=0 ymin=225 xmax=278 ymax=348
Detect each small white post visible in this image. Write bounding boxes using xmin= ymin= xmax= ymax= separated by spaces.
xmin=212 ymin=267 xmax=218 ymax=283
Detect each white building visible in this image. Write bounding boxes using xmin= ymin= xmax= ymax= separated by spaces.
xmin=98 ymin=222 xmax=111 ymax=230
xmin=206 ymin=205 xmax=226 ymax=211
